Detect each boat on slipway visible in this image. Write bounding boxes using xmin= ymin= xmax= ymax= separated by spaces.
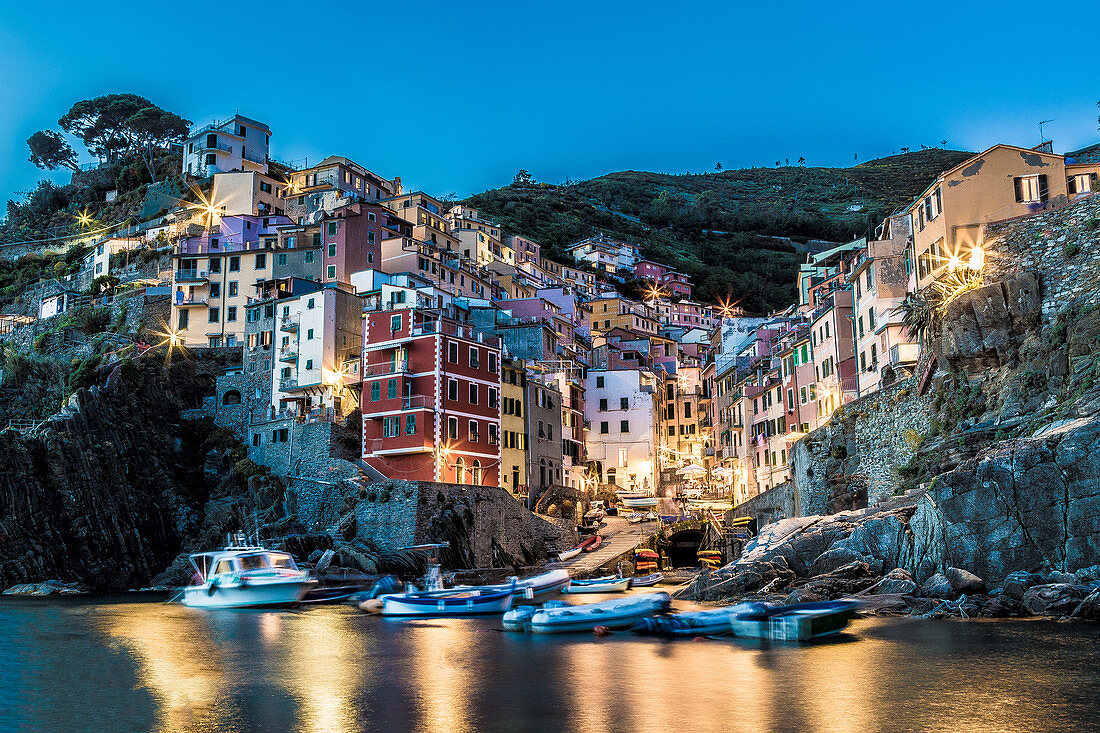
xmin=503 ymin=592 xmax=673 ymax=634
xmin=183 ymin=535 xmax=316 ymax=609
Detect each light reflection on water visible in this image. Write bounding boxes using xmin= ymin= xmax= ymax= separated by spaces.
xmin=2 ymin=596 xmax=1100 ymax=732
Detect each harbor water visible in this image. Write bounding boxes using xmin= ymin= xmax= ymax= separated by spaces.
xmin=2 ymin=594 xmax=1100 ymax=732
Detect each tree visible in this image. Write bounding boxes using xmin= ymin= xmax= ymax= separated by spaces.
xmin=715 ymin=162 xmax=723 ymax=172
xmin=59 ymin=93 xmax=153 ymax=161
xmin=798 ymin=156 xmax=806 ymax=166
xmin=513 ymin=169 xmax=533 ymax=186
xmin=126 ymin=106 xmax=190 ymax=182
xmin=27 ymin=131 xmax=79 ymax=172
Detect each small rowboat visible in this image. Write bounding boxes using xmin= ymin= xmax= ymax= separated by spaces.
xmin=622 ymin=496 xmax=659 ymax=509
xmin=630 ymin=604 xmax=752 ymax=637
xmin=376 ymin=585 xmax=516 ymax=617
xmin=643 ymin=512 xmax=659 ymax=521
xmin=729 ymin=600 xmax=860 ymax=641
xmin=558 ymin=546 xmax=583 ymax=562
xmin=504 ymin=592 xmax=673 ymax=634
xmin=452 ymin=569 xmax=570 ymax=600
xmin=626 ymin=513 xmax=645 ymax=524
xmin=634 ymin=549 xmax=659 ymax=559
xmin=563 ymin=576 xmax=631 ymax=594
xmin=630 ymin=573 xmax=664 ymax=587
xmin=580 ymin=535 xmax=602 ymax=552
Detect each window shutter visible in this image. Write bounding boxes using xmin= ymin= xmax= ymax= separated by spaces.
xmin=1067 ymin=176 xmax=1077 ymax=195
xmin=1038 ymin=174 xmax=1049 ymax=202
xmin=1091 ymin=173 xmax=1099 ymax=190
xmin=1013 ymin=177 xmax=1024 ymax=203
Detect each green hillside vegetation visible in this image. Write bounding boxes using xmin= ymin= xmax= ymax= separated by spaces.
xmin=466 ymin=149 xmax=973 ymax=313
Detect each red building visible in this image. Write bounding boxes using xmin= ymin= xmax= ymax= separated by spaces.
xmin=319 ymin=202 xmax=412 ymax=284
xmin=361 ymin=305 xmax=502 ymax=486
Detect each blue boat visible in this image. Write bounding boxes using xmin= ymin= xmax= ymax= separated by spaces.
xmin=630 ymin=604 xmax=752 ymax=637
xmin=729 ymin=600 xmax=860 ymax=641
xmin=376 ymin=583 xmax=516 ymax=616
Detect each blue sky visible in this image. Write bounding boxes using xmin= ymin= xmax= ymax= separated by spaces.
xmin=2 ymin=1 xmax=1098 ymax=212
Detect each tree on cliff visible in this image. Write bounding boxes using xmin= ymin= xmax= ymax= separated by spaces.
xmin=27 ymin=93 xmax=190 ymax=182
xmin=26 ymin=131 xmax=79 ymax=172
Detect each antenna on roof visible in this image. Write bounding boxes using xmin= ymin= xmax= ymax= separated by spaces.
xmin=1038 ymin=118 xmax=1055 ymax=144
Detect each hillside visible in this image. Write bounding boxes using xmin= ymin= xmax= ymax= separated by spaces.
xmin=466 ymin=149 xmax=973 ymax=313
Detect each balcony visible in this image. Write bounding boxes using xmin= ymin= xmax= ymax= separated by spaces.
xmin=173 ymin=294 xmax=208 ymax=307
xmin=889 ymin=343 xmax=920 ymax=366
xmin=278 ymin=346 xmax=297 ymax=362
xmin=280 ymin=314 xmax=299 ymax=331
xmin=279 ymin=376 xmax=298 ymax=391
xmin=363 ymin=360 xmax=409 ymax=377
xmin=194 ymin=139 xmax=233 ymax=154
xmin=175 ymin=269 xmax=209 ymax=282
xmin=242 ymin=150 xmax=267 ymax=165
xmin=365 ymin=394 xmax=431 ymax=412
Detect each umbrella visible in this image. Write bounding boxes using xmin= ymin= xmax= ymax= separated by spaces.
xmin=676 ymin=464 xmax=707 ymax=477
xmin=711 ymin=467 xmax=733 ymax=478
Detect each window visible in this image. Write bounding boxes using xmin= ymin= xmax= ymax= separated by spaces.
xmin=277 ymin=253 xmax=287 ymax=266
xmin=449 ymin=342 xmax=458 ymax=363
xmin=328 ymin=243 xmax=337 ymax=257
xmin=178 ymin=310 xmax=189 ymax=329
xmin=210 ymin=259 xmax=221 ymax=273
xmin=305 ymin=358 xmax=313 ymax=370
xmin=327 ymin=222 xmax=337 ymax=236
xmin=327 ymin=265 xmax=336 ymax=279
xmin=208 ymin=308 xmax=219 ymax=322
xmin=448 ymin=379 xmax=458 ymax=401
xmin=387 ymin=379 xmax=397 ymax=399
xmin=1013 ymin=174 xmax=1047 ymax=204
xmin=600 ymin=421 xmax=609 ymax=434
xmin=255 ymin=253 xmax=266 ymax=268
xmin=405 ymin=415 xmax=417 ymax=435
xmin=448 ymin=416 xmax=458 ymax=439
xmin=383 ymin=416 xmax=400 ymax=438
xmin=229 ymin=256 xmax=240 ymax=272
xmin=469 ymin=383 xmax=478 ymax=404
xmin=599 ymin=398 xmax=608 ymax=411
xmin=370 ymin=382 xmax=380 ymax=401
xmin=469 ymin=347 xmax=479 ymax=368
xmin=620 ymin=420 xmax=629 ymax=432
xmin=304 ymin=251 xmax=314 ymax=263
xmin=488 ymin=424 xmax=498 ymax=444
xmin=488 ymin=352 xmax=497 ymax=373
xmin=469 ymin=420 xmax=479 ymax=442
xmin=307 ymin=328 xmax=314 ymax=340
xmin=228 ymin=282 xmax=238 ymax=297
xmin=488 ymin=387 xmax=498 ymax=409
xmin=210 ymin=282 xmax=221 ymax=298
xmin=390 ymin=314 xmax=402 ymax=331
xmin=227 ymin=306 xmax=237 ymax=322
xmin=620 ymin=397 xmax=629 ymax=410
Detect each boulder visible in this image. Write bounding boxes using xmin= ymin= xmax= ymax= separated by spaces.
xmin=980 ymin=594 xmax=1025 ymax=617
xmin=920 ymin=572 xmax=957 ymax=599
xmin=1046 ymin=570 xmax=1078 ymax=585
xmin=1021 ymin=584 xmax=1090 ymax=616
xmin=945 ymin=567 xmax=986 ymax=594
xmin=878 ymin=568 xmax=918 ymax=595
xmin=1074 ymin=565 xmax=1100 ymax=583
xmin=783 ymin=587 xmax=822 ymax=604
xmin=1002 ymin=571 xmax=1043 ymax=600
xmin=1068 ymin=589 xmax=1100 ymax=620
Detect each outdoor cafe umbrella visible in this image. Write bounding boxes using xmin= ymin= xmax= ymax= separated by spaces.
xmin=676 ymin=464 xmax=707 ymax=477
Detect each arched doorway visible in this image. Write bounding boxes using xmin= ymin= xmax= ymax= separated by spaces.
xmin=222 ymin=390 xmax=242 ymax=405
xmin=455 ymin=457 xmax=466 ymax=484
xmin=472 ymin=460 xmax=482 ymax=486
xmin=663 ymin=528 xmax=706 ymax=568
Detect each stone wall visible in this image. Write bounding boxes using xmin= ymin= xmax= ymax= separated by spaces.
xmin=733 ymin=481 xmax=797 ymax=526
xmin=792 ymin=377 xmax=933 ymax=515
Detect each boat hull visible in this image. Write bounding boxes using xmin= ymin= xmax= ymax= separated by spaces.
xmin=562 ymin=577 xmax=633 ymax=594
xmin=729 ymin=601 xmax=859 ymax=641
xmin=183 ymin=577 xmax=316 ymax=609
xmin=630 ymin=573 xmax=664 ymax=587
xmin=526 ymin=593 xmax=672 ymax=634
xmin=621 ymin=497 xmax=658 ymax=509
xmin=558 ymin=548 xmax=582 ymax=561
xmin=454 ymin=570 xmax=570 ymax=601
xmin=631 ymin=604 xmax=751 ymax=637
xmin=380 ymin=589 xmax=515 ymax=617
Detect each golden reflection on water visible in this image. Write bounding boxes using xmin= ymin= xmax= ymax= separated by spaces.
xmin=96 ymin=604 xmax=226 ymax=731
xmin=280 ymin=608 xmax=362 ymax=733
xmin=407 ymin=619 xmax=478 ymax=732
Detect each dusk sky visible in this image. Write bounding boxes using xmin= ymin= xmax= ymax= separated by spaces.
xmin=2 ymin=1 xmax=1098 ymax=211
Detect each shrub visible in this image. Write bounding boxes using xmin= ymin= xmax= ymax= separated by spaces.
xmin=1064 ymin=241 xmax=1081 ymax=258
xmin=32 ymin=333 xmax=48 ymax=352
xmin=830 ymin=445 xmax=848 ymax=460
xmin=78 ymin=308 xmax=111 ymax=335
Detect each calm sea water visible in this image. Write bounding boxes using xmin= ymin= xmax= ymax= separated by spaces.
xmin=2 ymin=593 xmax=1099 ymax=732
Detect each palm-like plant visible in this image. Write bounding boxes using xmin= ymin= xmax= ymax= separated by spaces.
xmin=895 ymin=291 xmax=942 ymax=346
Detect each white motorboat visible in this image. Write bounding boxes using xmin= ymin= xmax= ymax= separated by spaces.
xmin=621 ymin=496 xmax=659 ymax=509
xmin=183 ymin=536 xmax=316 ymax=609
xmin=451 ymin=569 xmax=570 ymax=600
xmin=504 ymin=592 xmax=673 ymax=633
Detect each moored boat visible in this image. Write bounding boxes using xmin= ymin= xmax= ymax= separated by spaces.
xmin=621 ymin=496 xmax=659 ymax=509
xmin=630 ymin=573 xmax=664 ymax=587
xmin=558 ymin=546 xmax=583 ymax=562
xmin=630 ymin=604 xmax=752 ymax=637
xmin=505 ymin=592 xmax=673 ymax=634
xmin=375 ymin=585 xmax=516 ymax=617
xmin=643 ymin=512 xmax=659 ymax=521
xmin=728 ymin=600 xmax=859 ymax=641
xmin=563 ymin=576 xmax=631 ymax=594
xmin=580 ymin=535 xmax=602 ymax=552
xmin=452 ymin=569 xmax=570 ymax=600
xmin=183 ymin=537 xmax=316 ymax=609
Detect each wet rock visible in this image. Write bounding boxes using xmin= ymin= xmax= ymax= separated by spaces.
xmin=1074 ymin=565 xmax=1100 ymax=583
xmin=980 ymin=594 xmax=1025 ymax=617
xmin=808 ymin=547 xmax=866 ymax=576
xmin=783 ymin=587 xmax=822 ymax=604
xmin=921 ymin=572 xmax=957 ymax=599
xmin=1046 ymin=570 xmax=1078 ymax=585
xmin=946 ymin=567 xmax=986 ymax=594
xmin=1002 ymin=571 xmax=1043 ymax=600
xmin=1068 ymin=589 xmax=1100 ymax=620
xmin=878 ymin=568 xmax=919 ymax=595
xmin=904 ymin=597 xmax=936 ymax=614
xmin=2 ymin=580 xmax=85 ymax=595
xmin=1021 ymin=584 xmax=1090 ymax=616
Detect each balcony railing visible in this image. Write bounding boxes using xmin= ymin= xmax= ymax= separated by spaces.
xmin=889 ymin=343 xmax=920 ymax=366
xmin=363 ymin=360 xmax=409 ymax=376
xmin=194 ymin=140 xmax=233 ymax=154
xmin=278 ymin=347 xmax=297 ymax=362
xmin=173 ymin=294 xmax=209 ymax=307
xmin=174 ymin=270 xmax=209 ymax=282
xmin=279 ymin=377 xmax=297 ymax=391
xmin=280 ymin=314 xmax=299 ymax=331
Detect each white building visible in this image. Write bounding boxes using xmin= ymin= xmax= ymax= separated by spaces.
xmin=183 ymin=114 xmax=270 ymax=177
xmin=584 ymin=368 xmax=659 ymax=491
xmin=567 ymin=234 xmax=640 ymax=275
xmin=272 ymin=284 xmax=362 ymax=417
xmin=88 ymin=237 xmax=143 ymax=278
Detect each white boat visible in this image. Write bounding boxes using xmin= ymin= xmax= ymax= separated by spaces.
xmin=562 ymin=576 xmax=632 ymax=594
xmin=643 ymin=512 xmax=659 ymax=521
xmin=728 ymin=601 xmax=859 ymax=641
xmin=378 ymin=585 xmax=516 ymax=616
xmin=558 ymin=546 xmax=583 ymax=561
xmin=625 ymin=513 xmax=645 ymax=524
xmin=183 ymin=538 xmax=316 ymax=609
xmin=504 ymin=592 xmax=672 ymax=634
xmin=621 ymin=496 xmax=659 ymax=509
xmin=452 ymin=569 xmax=570 ymax=600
